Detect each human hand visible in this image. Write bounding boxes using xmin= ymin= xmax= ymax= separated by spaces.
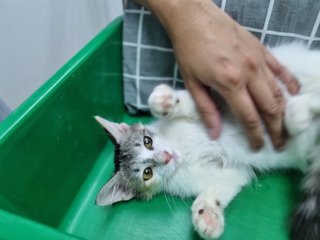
xmin=136 ymin=0 xmax=299 ymax=150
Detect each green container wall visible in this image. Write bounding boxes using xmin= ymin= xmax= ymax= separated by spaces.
xmin=0 ymin=18 xmax=302 ymax=240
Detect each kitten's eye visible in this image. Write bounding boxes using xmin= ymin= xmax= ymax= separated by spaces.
xmin=143 ymin=136 xmax=153 ymax=150
xmin=143 ymin=167 xmax=153 ymax=181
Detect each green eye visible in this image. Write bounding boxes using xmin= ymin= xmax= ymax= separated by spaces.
xmin=143 ymin=167 xmax=153 ymax=181
xmin=143 ymin=136 xmax=153 ymax=150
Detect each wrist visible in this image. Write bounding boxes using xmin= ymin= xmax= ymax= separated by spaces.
xmin=135 ymin=0 xmax=221 ymax=40
xmin=135 ymin=0 xmax=187 ymax=26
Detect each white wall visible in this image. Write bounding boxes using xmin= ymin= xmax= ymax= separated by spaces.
xmin=0 ymin=0 xmax=123 ymax=109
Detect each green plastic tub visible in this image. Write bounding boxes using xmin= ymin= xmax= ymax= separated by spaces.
xmin=0 ymin=17 xmax=302 ymax=240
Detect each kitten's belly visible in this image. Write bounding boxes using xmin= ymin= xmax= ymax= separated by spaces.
xmin=157 ymin=119 xmax=228 ymax=165
xmin=156 ymin=118 xmax=315 ymax=172
xmin=218 ymin=123 xmax=319 ymax=171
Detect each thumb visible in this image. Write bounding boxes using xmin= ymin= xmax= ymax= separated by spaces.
xmin=185 ymin=79 xmax=221 ymax=139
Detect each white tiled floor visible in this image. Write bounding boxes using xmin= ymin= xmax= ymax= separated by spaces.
xmin=0 ymin=0 xmax=123 ymax=110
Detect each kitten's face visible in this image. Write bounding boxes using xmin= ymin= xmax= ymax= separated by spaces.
xmin=117 ymin=123 xmax=180 ymax=197
xmin=94 ymin=116 xmax=180 ymax=206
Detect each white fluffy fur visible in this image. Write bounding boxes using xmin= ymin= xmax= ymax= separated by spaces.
xmin=95 ymin=43 xmax=320 ymax=239
xmin=145 ymin=43 xmax=320 ymax=239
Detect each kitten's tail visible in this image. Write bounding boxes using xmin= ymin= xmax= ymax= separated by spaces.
xmin=291 ymin=148 xmax=320 ymax=240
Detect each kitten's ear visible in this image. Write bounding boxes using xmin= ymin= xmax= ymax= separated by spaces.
xmin=94 ymin=116 xmax=129 ymax=144
xmin=96 ymin=172 xmax=135 ymax=206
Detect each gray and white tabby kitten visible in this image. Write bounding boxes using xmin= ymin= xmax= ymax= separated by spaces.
xmin=95 ymin=43 xmax=320 ymax=240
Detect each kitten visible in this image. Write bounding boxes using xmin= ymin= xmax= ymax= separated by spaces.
xmin=95 ymin=43 xmax=320 ymax=240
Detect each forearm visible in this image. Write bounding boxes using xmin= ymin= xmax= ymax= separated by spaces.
xmin=134 ymin=0 xmax=224 ymax=42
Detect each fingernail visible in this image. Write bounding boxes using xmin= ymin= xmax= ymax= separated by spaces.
xmin=250 ymin=139 xmax=264 ymax=151
xmin=208 ymin=128 xmax=219 ymax=139
xmin=291 ymin=77 xmax=301 ymax=95
xmin=275 ymin=139 xmax=286 ymax=151
xmin=276 ymin=144 xmax=285 ymax=151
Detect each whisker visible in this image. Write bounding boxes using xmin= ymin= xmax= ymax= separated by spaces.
xmin=168 ymin=177 xmax=192 ymax=208
xmin=179 ymin=195 xmax=191 ymax=208
xmin=170 ymin=194 xmax=178 ymax=209
xmin=164 ymin=191 xmax=175 ymax=216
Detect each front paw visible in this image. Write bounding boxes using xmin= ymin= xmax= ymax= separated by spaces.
xmin=192 ymin=198 xmax=224 ymax=240
xmin=148 ymin=84 xmax=179 ymax=117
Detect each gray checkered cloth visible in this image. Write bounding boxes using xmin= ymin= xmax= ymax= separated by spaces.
xmin=123 ymin=0 xmax=320 ymax=114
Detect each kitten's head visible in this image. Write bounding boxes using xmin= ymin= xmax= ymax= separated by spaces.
xmin=94 ymin=116 xmax=180 ymax=206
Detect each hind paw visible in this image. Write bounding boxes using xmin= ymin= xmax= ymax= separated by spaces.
xmin=192 ymin=198 xmax=224 ymax=239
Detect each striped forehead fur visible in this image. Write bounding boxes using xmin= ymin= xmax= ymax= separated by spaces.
xmin=114 ymin=123 xmax=152 ymax=174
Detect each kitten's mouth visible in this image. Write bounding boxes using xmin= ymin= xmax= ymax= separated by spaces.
xmin=171 ymin=151 xmax=181 ymax=164
xmin=173 ymin=152 xmax=180 ymax=162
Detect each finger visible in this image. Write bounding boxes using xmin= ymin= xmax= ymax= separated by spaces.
xmin=247 ymin=69 xmax=286 ymax=150
xmin=264 ymin=49 xmax=300 ymax=95
xmin=225 ymin=87 xmax=264 ymax=150
xmin=185 ymin=79 xmax=221 ymax=139
xmin=266 ymin=77 xmax=287 ymax=150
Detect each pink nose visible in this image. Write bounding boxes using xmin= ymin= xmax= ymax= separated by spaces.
xmin=164 ymin=151 xmax=173 ymax=164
